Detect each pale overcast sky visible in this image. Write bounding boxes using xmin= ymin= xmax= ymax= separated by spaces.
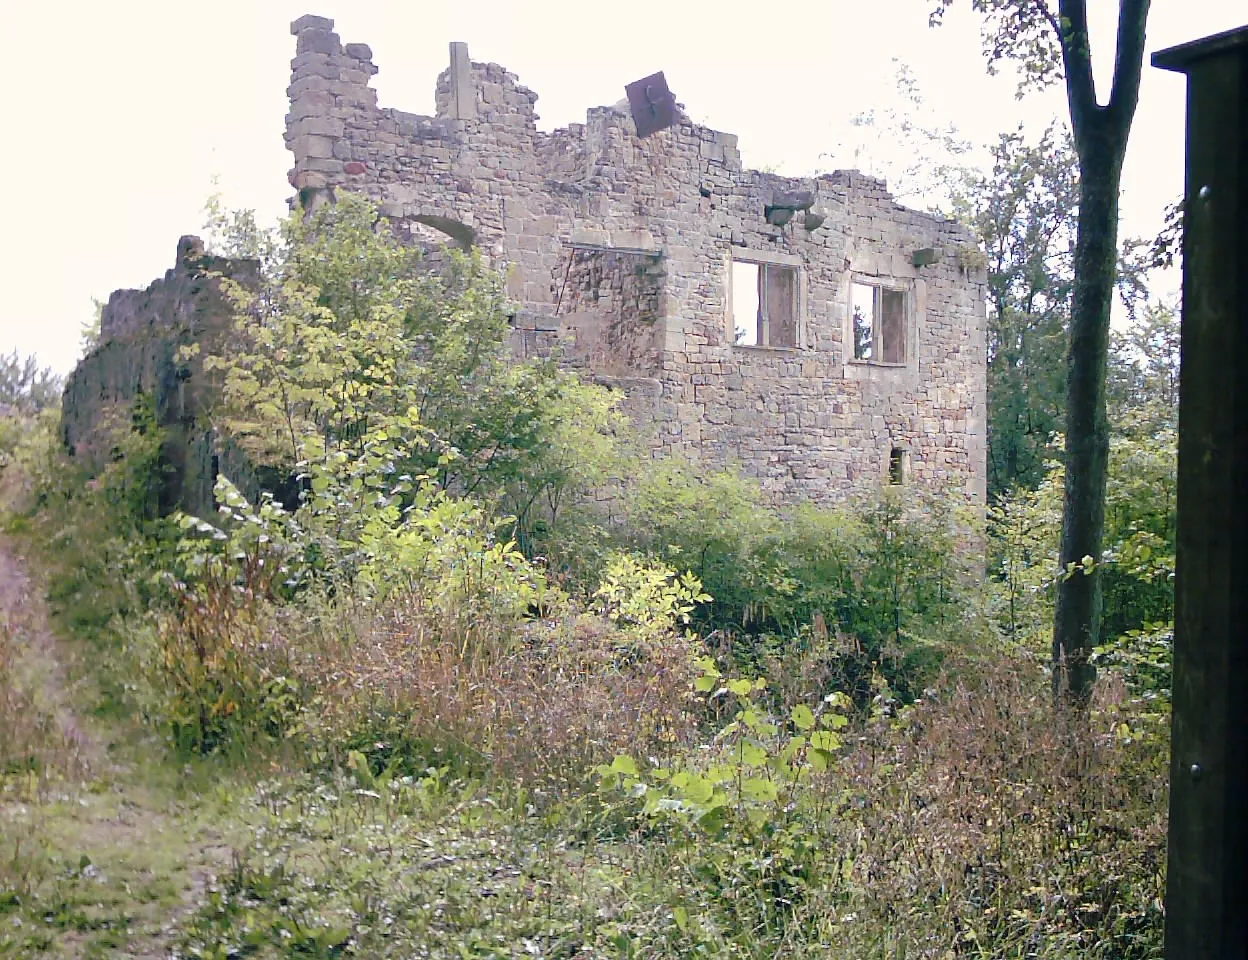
xmin=2 ymin=1 xmax=1243 ymax=374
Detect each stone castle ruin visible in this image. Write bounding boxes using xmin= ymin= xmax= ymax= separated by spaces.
xmin=285 ymin=14 xmax=987 ymax=503
xmin=63 ymin=14 xmax=988 ymax=514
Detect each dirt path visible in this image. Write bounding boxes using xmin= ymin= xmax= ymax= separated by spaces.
xmin=0 ymin=537 xmax=98 ymax=778
xmin=0 ymin=537 xmax=232 ymax=959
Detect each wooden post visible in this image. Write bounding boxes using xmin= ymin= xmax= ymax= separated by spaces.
xmin=1153 ymin=24 xmax=1248 ymax=960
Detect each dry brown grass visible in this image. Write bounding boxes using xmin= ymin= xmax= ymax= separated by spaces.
xmin=283 ymin=597 xmax=699 ymax=789
xmin=820 ymin=657 xmax=1169 ymax=957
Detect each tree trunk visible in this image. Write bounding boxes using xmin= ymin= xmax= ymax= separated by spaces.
xmin=1051 ymin=147 xmax=1121 ymax=706
xmin=1050 ymin=0 xmax=1150 ymax=710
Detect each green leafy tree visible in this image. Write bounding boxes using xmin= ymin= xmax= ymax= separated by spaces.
xmin=1107 ymin=300 xmax=1179 ymax=435
xmin=989 ymin=305 xmax=1176 ymax=692
xmin=1101 ymin=302 xmax=1177 ymax=651
xmin=501 ymin=374 xmax=629 ymax=557
xmin=202 ymin=181 xmax=282 ymax=268
xmin=931 ymin=0 xmax=1152 ymax=707
xmin=987 ymin=453 xmax=1065 ymax=650
xmin=205 ymin=193 xmax=625 ymax=542
xmin=954 ymin=127 xmax=1078 ymax=496
xmin=207 ymin=193 xmax=429 ymax=464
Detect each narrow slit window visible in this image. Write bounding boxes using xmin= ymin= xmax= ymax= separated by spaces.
xmin=889 ymin=447 xmax=910 ymax=484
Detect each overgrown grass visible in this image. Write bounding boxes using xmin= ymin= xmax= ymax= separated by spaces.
xmin=174 ymin=772 xmax=621 ymax=959
xmin=0 ymin=775 xmax=238 ymax=959
xmin=148 ymin=657 xmax=1165 ymax=960
xmin=1 ymin=411 xmax=92 ymax=796
xmin=0 ymin=399 xmax=1169 ymax=959
xmin=0 ymin=608 xmax=77 ymax=790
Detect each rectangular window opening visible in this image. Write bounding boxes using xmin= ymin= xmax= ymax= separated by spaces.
xmin=732 ymin=261 xmax=760 ymax=346
xmin=731 ymin=258 xmax=798 ymax=348
xmin=852 ymin=280 xmax=907 ymax=363
xmin=852 ymin=282 xmax=875 ymax=360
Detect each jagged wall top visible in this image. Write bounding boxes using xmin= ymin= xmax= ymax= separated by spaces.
xmin=284 ymin=14 xmax=769 ymax=195
xmin=98 ymin=236 xmax=258 ymax=343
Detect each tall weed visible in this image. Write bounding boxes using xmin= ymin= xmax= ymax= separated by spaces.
xmin=593 ymin=657 xmax=1167 ymax=958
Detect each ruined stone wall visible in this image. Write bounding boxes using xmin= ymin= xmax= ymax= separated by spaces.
xmin=61 ymin=238 xmax=261 ymax=518
xmin=284 ymin=14 xmax=988 ymax=505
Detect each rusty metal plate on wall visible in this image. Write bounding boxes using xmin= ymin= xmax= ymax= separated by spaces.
xmin=625 ymin=71 xmax=676 ymax=138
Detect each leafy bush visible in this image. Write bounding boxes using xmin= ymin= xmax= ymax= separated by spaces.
xmin=149 ymin=445 xmax=548 ymax=755
xmin=204 ymin=192 xmax=629 ymax=548
xmin=627 ymin=460 xmax=980 ymax=703
xmin=592 ymin=552 xmax=710 ymax=645
xmin=624 ymin=457 xmax=777 ymax=627
xmin=148 ymin=455 xmax=704 ymax=780
xmin=598 ymin=660 xmax=853 ymax=937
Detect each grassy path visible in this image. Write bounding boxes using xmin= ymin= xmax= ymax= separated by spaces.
xmin=0 ymin=537 xmax=233 ymax=959
xmin=0 ymin=534 xmax=636 ymax=959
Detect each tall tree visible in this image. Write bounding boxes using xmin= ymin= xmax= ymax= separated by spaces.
xmin=1107 ymin=299 xmax=1180 ymax=434
xmin=931 ymin=0 xmax=1151 ymax=706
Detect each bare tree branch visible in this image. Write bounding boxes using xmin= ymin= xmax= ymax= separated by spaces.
xmin=1107 ymin=0 xmax=1152 ymax=136
xmin=1034 ymin=0 xmax=1063 ymax=47
xmin=1057 ymin=0 xmax=1098 ymax=143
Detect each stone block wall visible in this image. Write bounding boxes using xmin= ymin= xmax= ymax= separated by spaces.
xmin=286 ymin=13 xmax=988 ymax=505
xmin=61 ymin=238 xmax=263 ymax=518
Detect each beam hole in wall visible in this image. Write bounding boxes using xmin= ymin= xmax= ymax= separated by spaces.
xmin=729 ymin=257 xmax=798 ymax=347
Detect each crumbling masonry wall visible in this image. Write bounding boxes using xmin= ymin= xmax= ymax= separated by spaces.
xmin=62 ymin=238 xmax=270 ymax=519
xmin=285 ymin=14 xmax=988 ymax=504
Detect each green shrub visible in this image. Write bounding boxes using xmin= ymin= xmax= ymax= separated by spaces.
xmin=626 ymin=460 xmax=979 ymax=703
